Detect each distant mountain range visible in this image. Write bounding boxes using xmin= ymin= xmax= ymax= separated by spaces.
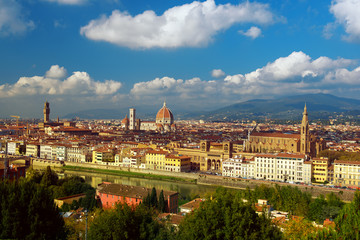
xmin=63 ymin=94 xmax=360 ymax=121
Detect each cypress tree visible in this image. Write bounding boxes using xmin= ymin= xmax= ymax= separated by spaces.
xmin=150 ymin=187 xmax=158 ymax=208
xmin=158 ymin=190 xmax=166 ymax=212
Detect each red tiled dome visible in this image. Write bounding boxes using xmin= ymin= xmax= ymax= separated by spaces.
xmin=121 ymin=115 xmax=129 ymax=125
xmin=156 ymin=102 xmax=173 ymax=123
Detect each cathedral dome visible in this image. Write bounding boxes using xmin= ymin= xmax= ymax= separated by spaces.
xmin=121 ymin=115 xmax=129 ymax=125
xmin=156 ymin=102 xmax=174 ymax=125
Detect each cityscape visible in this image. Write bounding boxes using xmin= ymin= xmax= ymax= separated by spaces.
xmin=1 ymin=0 xmax=360 ymax=239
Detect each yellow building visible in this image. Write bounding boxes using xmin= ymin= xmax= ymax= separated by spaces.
xmin=92 ymin=147 xmax=115 ymax=163
xmin=173 ymin=141 xmax=232 ymax=172
xmin=145 ymin=150 xmax=168 ymax=170
xmin=165 ymin=155 xmax=191 ymax=172
xmin=334 ymin=160 xmax=360 ymax=188
xmin=312 ymin=157 xmax=330 ymax=183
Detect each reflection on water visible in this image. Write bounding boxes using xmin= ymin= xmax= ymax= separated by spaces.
xmin=62 ymin=170 xmax=218 ymax=198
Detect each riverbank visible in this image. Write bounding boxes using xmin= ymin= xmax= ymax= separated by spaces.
xmin=61 ymin=165 xmax=197 ymax=184
xmin=34 ymin=160 xmax=355 ymax=202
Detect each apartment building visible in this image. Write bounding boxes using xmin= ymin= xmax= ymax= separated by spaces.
xmin=334 ymin=160 xmax=360 ymax=188
xmin=254 ymin=153 xmax=306 ymax=183
xmin=312 ymin=157 xmax=330 ymax=183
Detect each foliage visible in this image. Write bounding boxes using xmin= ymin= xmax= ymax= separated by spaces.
xmin=308 ymin=193 xmax=343 ymax=223
xmin=158 ymin=190 xmax=166 ymax=213
xmin=240 ymin=184 xmax=312 ymax=217
xmin=282 ymin=217 xmax=317 ymax=240
xmin=334 ymin=191 xmax=360 ymax=239
xmin=150 ymin=187 xmax=158 ymax=209
xmin=88 ymin=203 xmax=165 ymax=240
xmin=0 ymin=179 xmax=66 ymax=240
xmin=60 ymin=189 xmax=97 ymax=212
xmin=319 ymin=149 xmax=360 ymax=162
xmin=177 ymin=187 xmax=283 ymax=240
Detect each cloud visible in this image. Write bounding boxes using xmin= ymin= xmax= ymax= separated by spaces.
xmin=80 ymin=0 xmax=276 ymax=49
xmin=211 ymin=69 xmax=225 ymax=78
xmin=45 ymin=65 xmax=67 ymax=79
xmin=239 ymin=26 xmax=262 ymax=39
xmin=0 ymin=0 xmax=34 ymax=36
xmin=330 ymin=0 xmax=360 ymax=41
xmin=130 ymin=51 xmax=360 ymax=107
xmin=0 ymin=65 xmax=122 ymax=98
xmin=42 ymin=0 xmax=86 ymax=5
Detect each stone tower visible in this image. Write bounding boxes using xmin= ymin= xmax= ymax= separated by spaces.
xmin=300 ymin=104 xmax=310 ymax=154
xmin=129 ymin=108 xmax=136 ymax=130
xmin=44 ymin=101 xmax=50 ymax=123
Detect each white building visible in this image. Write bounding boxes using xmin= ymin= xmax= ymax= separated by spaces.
xmin=303 ymin=161 xmax=312 ymax=184
xmin=254 ymin=153 xmax=306 ymax=183
xmin=40 ymin=144 xmax=53 ymax=159
xmin=222 ymin=156 xmax=244 ymax=177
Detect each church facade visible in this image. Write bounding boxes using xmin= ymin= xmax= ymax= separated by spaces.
xmin=244 ymin=105 xmax=325 ymax=157
xmin=121 ymin=102 xmax=176 ymax=132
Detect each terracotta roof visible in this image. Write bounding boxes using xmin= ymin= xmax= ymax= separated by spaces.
xmin=334 ymin=160 xmax=360 ymax=165
xmin=158 ymin=213 xmax=184 ymax=225
xmin=156 ymin=102 xmax=173 ymax=121
xmin=179 ymin=198 xmax=203 ymax=211
xmin=251 ymin=132 xmax=300 ymax=139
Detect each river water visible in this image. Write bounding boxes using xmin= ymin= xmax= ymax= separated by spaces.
xmin=60 ymin=169 xmax=218 ymax=199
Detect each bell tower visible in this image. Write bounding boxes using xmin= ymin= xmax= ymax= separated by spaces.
xmin=300 ymin=104 xmax=309 ymax=154
xmin=44 ymin=101 xmax=50 ymax=123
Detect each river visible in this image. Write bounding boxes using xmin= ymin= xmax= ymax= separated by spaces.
xmin=60 ymin=169 xmax=218 ymax=199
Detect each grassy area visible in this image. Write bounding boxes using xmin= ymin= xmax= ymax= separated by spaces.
xmin=61 ymin=165 xmax=197 ymax=184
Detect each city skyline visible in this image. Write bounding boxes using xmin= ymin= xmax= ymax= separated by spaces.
xmin=1 ymin=0 xmax=360 ymax=118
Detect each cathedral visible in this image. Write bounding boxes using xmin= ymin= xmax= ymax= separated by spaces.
xmin=244 ymin=105 xmax=325 ymax=157
xmin=121 ymin=102 xmax=176 ymax=132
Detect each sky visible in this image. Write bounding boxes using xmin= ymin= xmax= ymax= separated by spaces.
xmin=1 ymin=0 xmax=360 ymax=118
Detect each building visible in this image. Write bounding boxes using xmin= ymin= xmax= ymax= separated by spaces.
xmin=334 ymin=160 xmax=360 ymax=188
xmin=174 ymin=141 xmax=233 ymax=172
xmin=124 ymin=102 xmax=176 ymax=132
xmin=145 ymin=149 xmax=168 ymax=170
xmin=253 ymin=153 xmax=306 ymax=182
xmin=44 ymin=101 xmax=50 ymax=123
xmin=244 ymin=105 xmax=325 ymax=157
xmin=312 ymin=157 xmax=330 ymax=183
xmin=0 ymin=161 xmax=26 ymax=181
xmin=179 ymin=198 xmax=204 ymax=214
xmin=96 ymin=182 xmax=178 ymax=213
xmin=26 ymin=143 xmax=40 ymax=158
xmin=303 ymin=161 xmax=312 ymax=184
xmin=92 ymin=147 xmax=115 ymax=164
xmin=164 ymin=154 xmax=191 ymax=172
xmin=222 ymin=156 xmax=244 ymax=178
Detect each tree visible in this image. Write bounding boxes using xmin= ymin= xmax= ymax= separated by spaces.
xmin=158 ymin=190 xmax=166 ymax=213
xmin=335 ymin=191 xmax=360 ymax=239
xmin=88 ymin=203 xmax=164 ymax=240
xmin=177 ymin=187 xmax=283 ymax=240
xmin=0 ymin=180 xmax=66 ymax=239
xmin=150 ymin=187 xmax=158 ymax=208
xmin=40 ymin=166 xmax=58 ymax=187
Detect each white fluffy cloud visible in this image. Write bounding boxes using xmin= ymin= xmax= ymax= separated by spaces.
xmin=330 ymin=0 xmax=360 ymax=41
xmin=80 ymin=0 xmax=275 ymax=49
xmin=211 ymin=69 xmax=225 ymax=78
xmin=0 ymin=0 xmax=34 ymax=36
xmin=239 ymin=26 xmax=262 ymax=39
xmin=130 ymin=51 xmax=360 ymax=106
xmin=0 ymin=65 xmax=122 ymax=98
xmin=42 ymin=0 xmax=86 ymax=5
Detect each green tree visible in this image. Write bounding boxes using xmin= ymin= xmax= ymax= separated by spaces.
xmin=335 ymin=191 xmax=360 ymax=239
xmin=177 ymin=187 xmax=283 ymax=240
xmin=158 ymin=190 xmax=166 ymax=213
xmin=0 ymin=180 xmax=66 ymax=239
xmin=150 ymin=187 xmax=158 ymax=208
xmin=40 ymin=166 xmax=58 ymax=187
xmin=88 ymin=203 xmax=164 ymax=240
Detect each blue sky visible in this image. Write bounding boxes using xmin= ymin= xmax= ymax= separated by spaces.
xmin=1 ymin=0 xmax=360 ymax=118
